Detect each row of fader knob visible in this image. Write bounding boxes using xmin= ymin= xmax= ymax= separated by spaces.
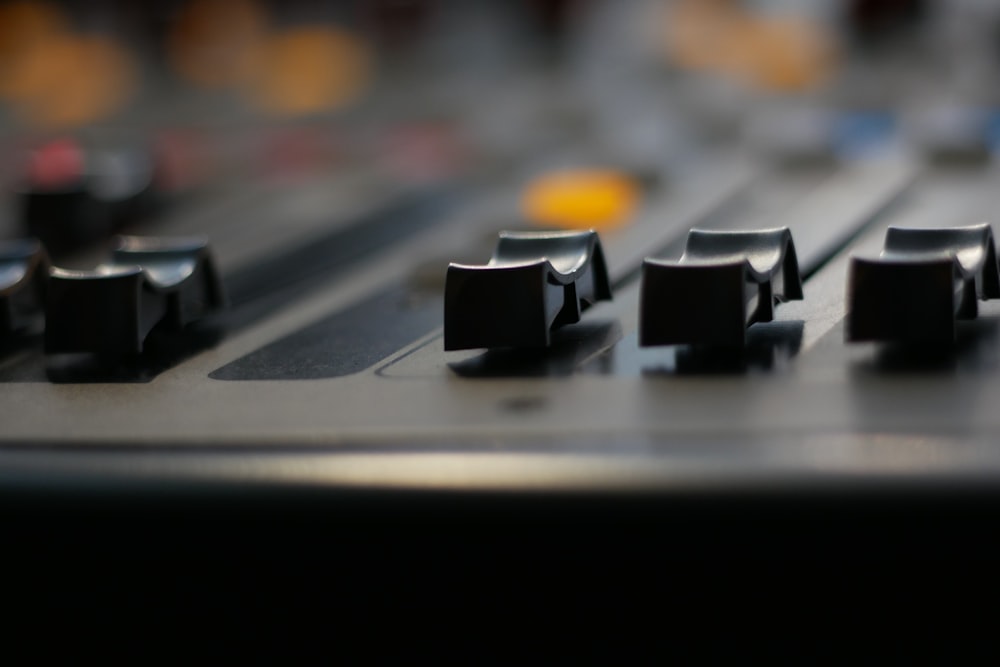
xmin=4 ymin=223 xmax=995 ymax=360
xmin=445 ymin=224 xmax=1000 ymax=350
xmin=1 ymin=236 xmax=224 ymax=356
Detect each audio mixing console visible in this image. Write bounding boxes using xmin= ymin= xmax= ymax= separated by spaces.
xmin=3 ymin=153 xmax=947 ymax=489
xmin=4 ymin=2 xmax=1000 ymax=640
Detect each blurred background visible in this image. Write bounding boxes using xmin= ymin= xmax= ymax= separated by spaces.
xmin=0 ymin=0 xmax=996 ymax=258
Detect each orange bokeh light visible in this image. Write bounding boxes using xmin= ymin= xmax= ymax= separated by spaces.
xmin=168 ymin=0 xmax=268 ymax=88
xmin=664 ymin=0 xmax=836 ymax=92
xmin=0 ymin=0 xmax=69 ymax=98
xmin=249 ymin=26 xmax=372 ymax=116
xmin=733 ymin=17 xmax=836 ymax=92
xmin=0 ymin=0 xmax=136 ymax=128
xmin=5 ymin=33 xmax=135 ymax=128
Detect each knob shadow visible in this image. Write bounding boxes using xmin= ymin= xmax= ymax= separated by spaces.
xmin=45 ymin=322 xmax=224 ymax=383
xmin=644 ymin=320 xmax=805 ymax=376
xmin=851 ymin=316 xmax=1000 ymax=375
xmin=447 ymin=320 xmax=622 ymax=378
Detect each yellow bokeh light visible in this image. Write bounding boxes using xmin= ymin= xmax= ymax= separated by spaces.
xmin=522 ymin=170 xmax=640 ymax=231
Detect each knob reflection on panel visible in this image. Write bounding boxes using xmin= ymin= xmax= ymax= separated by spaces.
xmin=45 ymin=236 xmax=225 ymax=357
xmin=444 ymin=230 xmax=611 ymax=350
xmin=640 ymin=227 xmax=802 ymax=347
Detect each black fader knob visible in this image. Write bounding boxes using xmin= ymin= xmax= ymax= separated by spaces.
xmin=45 ymin=236 xmax=224 ymax=357
xmin=847 ymin=224 xmax=1000 ymax=343
xmin=20 ymin=139 xmax=157 ymax=254
xmin=0 ymin=238 xmax=49 ymax=337
xmin=444 ymin=230 xmax=612 ymax=350
xmin=640 ymin=227 xmax=803 ymax=347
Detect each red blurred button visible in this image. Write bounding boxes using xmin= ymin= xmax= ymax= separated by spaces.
xmin=27 ymin=138 xmax=84 ymax=189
